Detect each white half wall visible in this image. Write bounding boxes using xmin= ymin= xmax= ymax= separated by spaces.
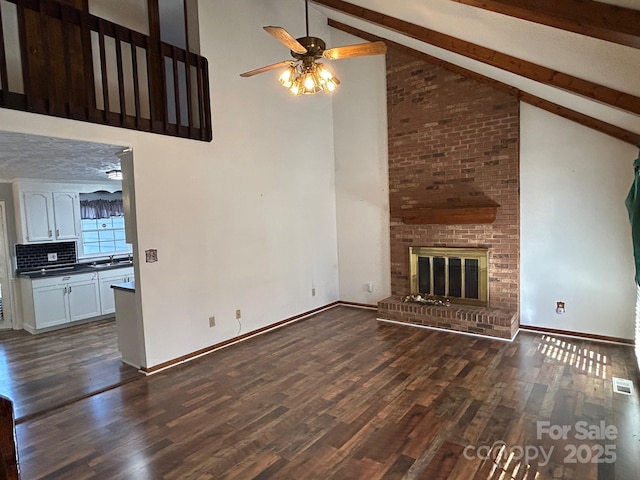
xmin=520 ymin=103 xmax=637 ymax=339
xmin=332 ymin=29 xmax=391 ymax=305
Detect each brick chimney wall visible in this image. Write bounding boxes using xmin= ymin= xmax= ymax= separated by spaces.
xmin=386 ymin=48 xmax=520 ymax=313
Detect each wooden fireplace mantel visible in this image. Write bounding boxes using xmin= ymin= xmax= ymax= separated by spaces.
xmin=399 ymin=205 xmax=499 ymax=224
xmin=390 ymin=186 xmax=500 ymax=225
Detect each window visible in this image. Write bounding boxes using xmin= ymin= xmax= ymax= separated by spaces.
xmin=79 ymin=191 xmax=131 ymax=257
xmin=81 ymin=216 xmax=131 ymax=256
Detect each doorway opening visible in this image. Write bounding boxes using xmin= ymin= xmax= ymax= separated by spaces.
xmin=0 ymin=201 xmax=13 ymax=330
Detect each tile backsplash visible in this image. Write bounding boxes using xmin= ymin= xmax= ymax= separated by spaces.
xmin=16 ymin=241 xmax=77 ymax=271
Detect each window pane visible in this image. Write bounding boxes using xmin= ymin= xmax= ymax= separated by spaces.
xmin=82 ymin=231 xmax=99 ymax=242
xmin=99 ymin=241 xmax=115 ymax=252
xmin=98 ymin=230 xmax=115 ymax=241
xmin=465 ymin=259 xmax=479 ymax=299
xmin=418 ymin=257 xmax=430 ymax=294
xmin=433 ymin=257 xmax=446 ymax=296
xmin=83 ymin=244 xmax=101 ymax=255
xmin=115 ymin=241 xmax=131 ymax=251
xmin=449 ymin=258 xmax=462 ymax=297
xmin=82 ymin=219 xmax=97 ymax=229
xmin=98 ymin=219 xmax=113 ymax=229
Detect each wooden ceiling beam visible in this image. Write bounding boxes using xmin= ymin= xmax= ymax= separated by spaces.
xmin=329 ymin=20 xmax=640 ymax=146
xmin=312 ymin=0 xmax=640 ymax=117
xmin=449 ymin=0 xmax=640 ymax=50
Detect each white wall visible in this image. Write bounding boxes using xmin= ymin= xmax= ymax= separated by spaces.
xmin=89 ymin=0 xmax=149 ymax=35
xmin=0 ymin=0 xmax=339 ymax=368
xmin=332 ymin=29 xmax=391 ymax=305
xmin=520 ymin=104 xmax=637 ymax=339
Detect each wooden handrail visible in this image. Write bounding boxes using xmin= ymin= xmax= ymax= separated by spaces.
xmin=0 ymin=395 xmax=19 ymax=480
xmin=0 ymin=0 xmax=212 ymax=141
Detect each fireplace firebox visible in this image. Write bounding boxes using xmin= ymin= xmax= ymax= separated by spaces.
xmin=409 ymin=247 xmax=489 ymax=306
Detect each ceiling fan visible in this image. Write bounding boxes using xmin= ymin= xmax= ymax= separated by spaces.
xmin=240 ymin=0 xmax=387 ymax=95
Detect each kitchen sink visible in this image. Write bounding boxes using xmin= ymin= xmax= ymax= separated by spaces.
xmin=90 ymin=261 xmax=133 ymax=269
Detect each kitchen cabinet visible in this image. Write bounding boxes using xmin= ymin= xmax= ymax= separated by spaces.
xmin=20 ymin=272 xmax=101 ymax=332
xmin=98 ymin=267 xmax=134 ymax=315
xmin=17 ymin=190 xmax=80 ymax=243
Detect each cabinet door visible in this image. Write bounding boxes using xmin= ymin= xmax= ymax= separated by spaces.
xmin=99 ymin=275 xmax=119 ymax=315
xmin=33 ymin=284 xmax=69 ymax=328
xmin=52 ymin=192 xmax=80 ymax=240
xmin=68 ymin=279 xmax=101 ymax=321
xmin=23 ymin=192 xmax=54 ymax=242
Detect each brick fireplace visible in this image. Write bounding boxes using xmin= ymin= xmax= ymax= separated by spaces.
xmin=377 ymin=47 xmax=520 ymax=340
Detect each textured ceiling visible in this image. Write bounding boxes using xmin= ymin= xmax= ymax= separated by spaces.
xmin=0 ymin=130 xmax=127 ymax=183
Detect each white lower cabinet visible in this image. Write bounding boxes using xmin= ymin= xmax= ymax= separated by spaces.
xmin=32 ymin=283 xmax=68 ymax=328
xmin=98 ymin=267 xmax=134 ymax=315
xmin=21 ymin=272 xmax=101 ymax=332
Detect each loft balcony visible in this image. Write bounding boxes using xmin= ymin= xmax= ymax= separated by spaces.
xmin=0 ymin=0 xmax=212 ymax=141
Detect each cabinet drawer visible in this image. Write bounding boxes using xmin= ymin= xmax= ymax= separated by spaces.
xmin=97 ymin=267 xmax=134 ymax=281
xmin=31 ymin=271 xmax=98 ymax=288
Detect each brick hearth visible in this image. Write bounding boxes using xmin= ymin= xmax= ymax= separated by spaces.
xmin=378 ymin=296 xmax=518 ymax=340
xmin=378 ymin=46 xmax=520 ymax=340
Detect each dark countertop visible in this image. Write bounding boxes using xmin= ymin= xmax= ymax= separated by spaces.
xmin=111 ymin=281 xmax=135 ymax=292
xmin=17 ymin=260 xmax=134 ymax=279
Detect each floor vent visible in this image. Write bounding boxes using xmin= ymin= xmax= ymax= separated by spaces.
xmin=612 ymin=377 xmax=634 ymax=395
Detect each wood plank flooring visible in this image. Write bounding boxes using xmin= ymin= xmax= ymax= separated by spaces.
xmin=0 ymin=319 xmax=141 ymax=421
xmin=9 ymin=307 xmax=640 ymax=479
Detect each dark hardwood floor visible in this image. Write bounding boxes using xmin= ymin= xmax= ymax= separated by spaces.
xmin=8 ymin=307 xmax=640 ymax=479
xmin=0 ymin=319 xmax=141 ymax=421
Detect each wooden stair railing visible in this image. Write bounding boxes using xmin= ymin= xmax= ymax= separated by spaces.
xmin=0 ymin=395 xmax=19 ymax=480
xmin=0 ymin=0 xmax=212 ymax=142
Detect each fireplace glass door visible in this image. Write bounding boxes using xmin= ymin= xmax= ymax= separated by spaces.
xmin=410 ymin=247 xmax=488 ymax=306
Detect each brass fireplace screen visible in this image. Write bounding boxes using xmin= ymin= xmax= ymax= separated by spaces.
xmin=409 ymin=247 xmax=489 ymax=306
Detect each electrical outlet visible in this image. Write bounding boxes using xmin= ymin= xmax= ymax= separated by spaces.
xmin=235 ymin=309 xmax=241 ymax=319
xmin=47 ymin=253 xmax=57 ymax=261
xmin=312 ymin=287 xmax=316 ymax=296
xmin=209 ymin=316 xmax=216 ymax=327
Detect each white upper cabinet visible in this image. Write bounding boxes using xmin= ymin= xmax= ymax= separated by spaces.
xmin=22 ymin=191 xmax=55 ymax=242
xmin=14 ymin=185 xmax=81 ymax=243
xmin=52 ymin=192 xmax=80 ymax=240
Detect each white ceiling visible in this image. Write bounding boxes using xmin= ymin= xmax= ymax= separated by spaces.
xmin=0 ymin=130 xmax=126 ymax=183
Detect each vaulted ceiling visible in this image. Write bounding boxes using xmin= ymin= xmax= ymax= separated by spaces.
xmin=312 ymin=0 xmax=640 ymax=144
xmin=2 ymin=0 xmax=638 ymax=183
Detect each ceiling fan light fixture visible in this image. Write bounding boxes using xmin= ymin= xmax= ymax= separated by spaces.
xmin=279 ymin=65 xmax=296 ymax=88
xmin=106 ymin=169 xmax=122 ymax=180
xmin=281 ymin=62 xmax=340 ymax=96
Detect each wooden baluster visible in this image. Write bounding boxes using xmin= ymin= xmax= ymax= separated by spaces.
xmin=171 ymin=46 xmax=180 ymax=131
xmin=38 ymin=0 xmax=54 ymax=114
xmin=130 ymin=32 xmax=141 ymax=129
xmin=196 ymin=55 xmax=205 ymax=140
xmin=160 ymin=44 xmax=170 ymax=134
xmin=0 ymin=1 xmax=9 ymax=95
xmin=200 ymin=56 xmax=211 ymax=141
xmin=60 ymin=4 xmax=73 ymax=117
xmin=79 ymin=9 xmax=95 ymax=120
xmin=97 ymin=20 xmax=109 ymax=121
xmin=114 ymin=26 xmax=125 ymax=126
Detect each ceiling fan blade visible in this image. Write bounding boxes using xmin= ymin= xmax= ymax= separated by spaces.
xmin=323 ymin=41 xmax=387 ymax=60
xmin=263 ymin=26 xmax=308 ymax=54
xmin=240 ymin=61 xmax=293 ymax=78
